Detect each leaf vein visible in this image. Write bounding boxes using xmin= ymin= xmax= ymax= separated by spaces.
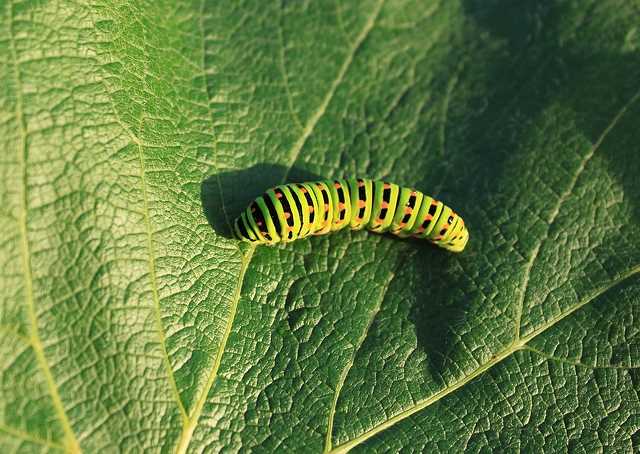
xmin=324 ymin=268 xmax=397 ymax=452
xmin=512 ymin=87 xmax=640 ymax=341
xmin=198 ymin=0 xmax=232 ymax=232
xmin=134 ymin=137 xmax=189 ymax=422
xmin=281 ymin=0 xmax=385 ymax=182
xmin=88 ymin=6 xmax=188 ymax=423
xmin=175 ymin=246 xmax=255 ymax=454
xmin=277 ymin=0 xmax=303 ymax=131
xmin=8 ymin=0 xmax=82 ymax=451
xmin=0 ymin=423 xmax=65 ymax=451
xmin=330 ymin=264 xmax=640 ymax=453
xmin=0 ymin=324 xmax=32 ymax=345
xmin=522 ymin=345 xmax=640 ymax=370
xmin=132 ymin=27 xmax=189 ymax=422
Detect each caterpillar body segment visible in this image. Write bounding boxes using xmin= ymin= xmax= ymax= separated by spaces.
xmin=368 ymin=180 xmax=400 ymax=233
xmin=348 ymin=178 xmax=373 ymax=230
xmin=328 ymin=179 xmax=351 ymax=232
xmin=311 ymin=181 xmax=333 ymax=236
xmin=390 ymin=187 xmax=424 ymax=236
xmin=233 ymin=178 xmax=469 ymax=252
xmin=291 ymin=183 xmax=316 ymax=238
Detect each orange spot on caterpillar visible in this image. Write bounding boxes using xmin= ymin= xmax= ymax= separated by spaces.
xmin=358 ymin=180 xmax=365 ymax=187
xmin=338 ymin=203 xmax=346 ymax=210
xmin=308 ymin=206 xmax=314 ymax=213
xmin=334 ymin=182 xmax=341 ymax=188
xmin=381 ymin=201 xmax=389 ymax=209
xmin=358 ymin=200 xmax=367 ymax=208
xmin=284 ymin=212 xmax=291 ymax=219
xmin=404 ymin=207 xmax=412 ymax=215
xmin=383 ymin=183 xmax=391 ymax=189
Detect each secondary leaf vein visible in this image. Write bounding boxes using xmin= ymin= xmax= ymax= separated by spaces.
xmin=330 ymin=264 xmax=640 ymax=453
xmin=523 ymin=345 xmax=640 ymax=370
xmin=281 ymin=0 xmax=385 ymax=182
xmin=91 ymin=11 xmax=188 ymax=424
xmin=175 ymin=246 xmax=255 ymax=454
xmin=8 ymin=0 xmax=82 ymax=451
xmin=0 ymin=423 xmax=65 ymax=451
xmin=277 ymin=0 xmax=303 ymax=131
xmin=512 ymin=87 xmax=640 ymax=341
xmin=134 ymin=134 xmax=189 ymax=422
xmin=132 ymin=26 xmax=189 ymax=422
xmin=324 ymin=267 xmax=397 ymax=452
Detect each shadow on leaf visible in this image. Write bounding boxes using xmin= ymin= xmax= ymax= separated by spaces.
xmin=406 ymin=0 xmax=640 ymax=380
xmin=463 ymin=0 xmax=640 ymax=223
xmin=200 ymin=164 xmax=323 ymax=238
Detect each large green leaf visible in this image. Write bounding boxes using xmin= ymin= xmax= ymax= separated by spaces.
xmin=1 ymin=0 xmax=639 ymax=452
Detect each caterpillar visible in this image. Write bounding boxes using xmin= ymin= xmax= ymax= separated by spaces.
xmin=232 ymin=178 xmax=469 ymax=252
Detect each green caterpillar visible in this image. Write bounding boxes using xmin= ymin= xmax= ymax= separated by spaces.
xmin=233 ymin=178 xmax=469 ymax=252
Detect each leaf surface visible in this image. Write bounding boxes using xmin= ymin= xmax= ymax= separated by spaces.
xmin=1 ymin=0 xmax=639 ymax=452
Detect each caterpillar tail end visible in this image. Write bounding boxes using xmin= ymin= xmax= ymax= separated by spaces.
xmin=442 ymin=228 xmax=469 ymax=253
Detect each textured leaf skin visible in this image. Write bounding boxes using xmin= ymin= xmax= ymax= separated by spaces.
xmin=1 ymin=0 xmax=639 ymax=453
